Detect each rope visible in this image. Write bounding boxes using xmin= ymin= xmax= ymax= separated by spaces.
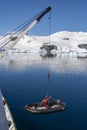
xmin=48 ymin=11 xmax=51 ymax=45
xmin=45 ymin=10 xmax=52 ymax=97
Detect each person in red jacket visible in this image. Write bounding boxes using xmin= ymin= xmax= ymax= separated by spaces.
xmin=42 ymin=96 xmax=51 ymax=108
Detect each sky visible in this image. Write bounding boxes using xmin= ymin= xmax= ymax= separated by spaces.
xmin=0 ymin=0 xmax=87 ymax=36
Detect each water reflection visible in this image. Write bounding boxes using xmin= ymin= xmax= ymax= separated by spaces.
xmin=0 ymin=53 xmax=87 ymax=130
xmin=0 ymin=53 xmax=87 ymax=74
xmin=40 ymin=52 xmax=57 ymax=58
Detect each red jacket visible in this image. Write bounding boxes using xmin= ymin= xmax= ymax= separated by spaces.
xmin=42 ymin=97 xmax=50 ymax=104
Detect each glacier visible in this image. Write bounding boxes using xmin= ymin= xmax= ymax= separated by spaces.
xmin=0 ymin=31 xmax=87 ymax=73
xmin=8 ymin=31 xmax=87 ymax=56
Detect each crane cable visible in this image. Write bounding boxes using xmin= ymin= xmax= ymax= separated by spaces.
xmin=48 ymin=10 xmax=51 ymax=81
xmin=46 ymin=11 xmax=51 ymax=96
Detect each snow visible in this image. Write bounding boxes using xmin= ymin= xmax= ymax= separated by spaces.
xmin=1 ymin=31 xmax=87 ymax=73
xmin=8 ymin=31 xmax=87 ymax=54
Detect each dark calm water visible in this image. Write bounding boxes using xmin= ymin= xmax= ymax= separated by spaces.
xmin=0 ymin=53 xmax=87 ymax=130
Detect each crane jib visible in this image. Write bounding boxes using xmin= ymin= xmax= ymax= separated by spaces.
xmin=0 ymin=6 xmax=52 ymax=59
xmin=37 ymin=6 xmax=51 ymax=22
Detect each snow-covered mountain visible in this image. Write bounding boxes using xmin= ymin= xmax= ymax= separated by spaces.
xmin=10 ymin=31 xmax=87 ymax=55
xmin=1 ymin=31 xmax=87 ymax=73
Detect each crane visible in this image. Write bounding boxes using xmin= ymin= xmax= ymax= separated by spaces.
xmin=0 ymin=6 xmax=51 ymax=59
